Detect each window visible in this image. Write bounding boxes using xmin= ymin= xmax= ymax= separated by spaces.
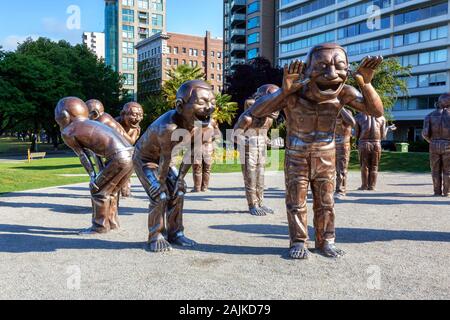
xmin=394 ymin=2 xmax=448 ymax=26
xmin=138 ymin=0 xmax=148 ymax=9
xmin=189 ymin=48 xmax=193 ymax=56
xmin=211 ymin=74 xmax=215 ymax=80
xmin=394 ymin=25 xmax=448 ymax=47
xmin=122 ymin=57 xmax=135 ymax=71
xmin=152 ymin=0 xmax=163 ymax=11
xmin=248 ymin=48 xmax=259 ymax=60
xmin=202 ymin=50 xmax=206 ymax=56
xmin=152 ymin=14 xmax=163 ymax=27
xmin=248 ymin=16 xmax=260 ymax=29
xmin=400 ymin=49 xmax=447 ymax=67
xmin=248 ymin=33 xmax=260 ymax=45
xmin=124 ymin=73 xmax=134 ymax=86
xmin=211 ymin=51 xmax=215 ymax=57
xmin=346 ymin=37 xmax=391 ymax=56
xmin=122 ymin=9 xmax=134 ymax=23
xmin=281 ymin=31 xmax=335 ymax=53
xmin=193 ymin=49 xmax=198 ymax=57
xmin=211 ymin=62 xmax=215 ymax=69
xmin=174 ymin=47 xmax=179 ymax=54
xmin=174 ymin=58 xmax=179 ymax=65
xmin=338 ymin=0 xmax=391 ymax=20
xmin=122 ymin=0 xmax=134 ymax=6
xmin=182 ymin=47 xmax=187 ymax=54
xmin=122 ymin=41 xmax=134 ymax=55
xmin=218 ymin=74 xmax=222 ymax=81
xmin=166 ymin=58 xmax=171 ymax=66
xmin=217 ymin=51 xmax=221 ymax=58
xmin=122 ymin=25 xmax=134 ymax=39
xmin=182 ymin=59 xmax=186 ymax=64
xmin=217 ymin=63 xmax=221 ymax=70
xmin=281 ymin=0 xmax=335 ymax=21
xmin=338 ymin=16 xmax=390 ymax=39
xmin=248 ymin=1 xmax=260 ymax=14
xmin=281 ymin=12 xmax=335 ymax=38
xmin=189 ymin=60 xmax=194 ymax=67
xmin=167 ymin=46 xmax=171 ymax=54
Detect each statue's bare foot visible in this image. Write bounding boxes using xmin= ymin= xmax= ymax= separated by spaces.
xmin=149 ymin=235 xmax=172 ymax=253
xmin=260 ymin=205 xmax=274 ymax=214
xmin=250 ymin=207 xmax=266 ymax=216
xmin=289 ymin=243 xmax=309 ymax=260
xmin=368 ymin=187 xmax=376 ymax=191
xmin=358 ymin=186 xmax=368 ymax=191
xmin=191 ymin=188 xmax=201 ymax=193
xmin=169 ymin=234 xmax=197 ymax=247
xmin=434 ymin=193 xmax=443 ymax=197
xmin=320 ymin=243 xmax=345 ymax=258
xmin=201 ymin=188 xmax=209 ymax=192
xmin=334 ymin=193 xmax=345 ymax=199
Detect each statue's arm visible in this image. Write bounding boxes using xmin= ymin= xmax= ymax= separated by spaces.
xmin=343 ymin=85 xmax=384 ymax=118
xmin=341 ymin=108 xmax=356 ymax=127
xmin=250 ymin=89 xmax=288 ymax=118
xmin=63 ymin=135 xmax=96 ymax=178
xmin=422 ymin=116 xmax=431 ymax=143
xmin=381 ymin=117 xmax=387 ymax=140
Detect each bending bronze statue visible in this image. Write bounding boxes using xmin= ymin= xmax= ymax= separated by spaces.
xmin=234 ymin=84 xmax=280 ymax=216
xmin=422 ymin=93 xmax=450 ymax=197
xmin=251 ymin=44 xmax=384 ymax=259
xmin=192 ymin=118 xmax=220 ymax=193
xmin=133 ymin=80 xmax=216 ymax=252
xmin=55 ymin=97 xmax=134 ymax=234
xmin=116 ymin=102 xmax=144 ymax=197
xmin=355 ymin=114 xmax=396 ymax=191
xmin=335 ymin=108 xmax=356 ymax=198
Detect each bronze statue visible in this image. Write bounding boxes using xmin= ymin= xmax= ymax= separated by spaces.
xmin=192 ymin=118 xmax=220 ymax=192
xmin=234 ymin=84 xmax=280 ymax=216
xmin=422 ymin=93 xmax=450 ymax=197
xmin=335 ymin=108 xmax=356 ymax=198
xmin=251 ymin=44 xmax=384 ymax=259
xmin=133 ymin=80 xmax=216 ymax=252
xmin=115 ymin=102 xmax=144 ymax=197
xmin=355 ymin=114 xmax=395 ymax=191
xmin=55 ymin=97 xmax=134 ymax=234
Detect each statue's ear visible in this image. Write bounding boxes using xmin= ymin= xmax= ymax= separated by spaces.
xmin=175 ymin=99 xmax=184 ymax=114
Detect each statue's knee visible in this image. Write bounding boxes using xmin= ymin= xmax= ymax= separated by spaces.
xmin=287 ymin=203 xmax=307 ymax=216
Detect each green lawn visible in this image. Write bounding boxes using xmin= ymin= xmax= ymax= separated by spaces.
xmin=0 ymin=137 xmax=58 ymax=154
xmin=0 ymin=150 xmax=430 ymax=195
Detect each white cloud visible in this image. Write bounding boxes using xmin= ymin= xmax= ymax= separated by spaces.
xmin=0 ymin=35 xmax=40 ymax=52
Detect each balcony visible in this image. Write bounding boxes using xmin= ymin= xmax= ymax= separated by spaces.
xmin=230 ymin=58 xmax=246 ymax=66
xmin=231 ymin=13 xmax=246 ymax=26
xmin=231 ymin=0 xmax=246 ymax=11
xmin=231 ymin=28 xmax=245 ymax=40
xmin=230 ymin=43 xmax=245 ymax=52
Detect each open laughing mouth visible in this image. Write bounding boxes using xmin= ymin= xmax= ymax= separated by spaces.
xmin=316 ymin=81 xmax=343 ymax=93
xmin=195 ymin=113 xmax=212 ymax=126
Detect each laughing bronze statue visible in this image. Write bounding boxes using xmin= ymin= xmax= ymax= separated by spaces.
xmin=116 ymin=102 xmax=144 ymax=197
xmin=234 ymin=84 xmax=280 ymax=216
xmin=55 ymin=97 xmax=134 ymax=234
xmin=422 ymin=93 xmax=450 ymax=197
xmin=133 ymin=80 xmax=216 ymax=252
xmin=251 ymin=44 xmax=384 ymax=259
xmin=335 ymin=108 xmax=356 ymax=198
xmin=192 ymin=118 xmax=220 ymax=193
xmin=355 ymin=114 xmax=396 ymax=191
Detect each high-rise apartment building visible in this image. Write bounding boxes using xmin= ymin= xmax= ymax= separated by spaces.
xmin=136 ymin=31 xmax=224 ymax=101
xmin=82 ymin=32 xmax=105 ymax=60
xmin=276 ymin=0 xmax=450 ymax=142
xmin=223 ymin=0 xmax=276 ymax=81
xmin=104 ymin=0 xmax=166 ymax=98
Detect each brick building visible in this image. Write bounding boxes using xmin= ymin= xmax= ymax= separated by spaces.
xmin=136 ymin=31 xmax=224 ymax=100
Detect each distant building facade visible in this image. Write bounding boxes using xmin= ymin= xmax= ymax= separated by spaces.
xmin=223 ymin=0 xmax=276 ymax=84
xmin=82 ymin=32 xmax=105 ymax=60
xmin=136 ymin=31 xmax=224 ymax=100
xmin=104 ymin=0 xmax=166 ymax=98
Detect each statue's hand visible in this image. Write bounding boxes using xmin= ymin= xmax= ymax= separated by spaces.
xmin=283 ymin=60 xmax=309 ymax=95
xmin=173 ymin=179 xmax=187 ymax=197
xmin=353 ymin=56 xmax=383 ymax=87
xmin=388 ymin=124 xmax=397 ymax=132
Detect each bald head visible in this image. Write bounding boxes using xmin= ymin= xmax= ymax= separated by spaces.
xmin=176 ymin=80 xmax=212 ymax=105
xmin=306 ymin=43 xmax=348 ymax=66
xmin=254 ymin=84 xmax=280 ymax=100
xmin=55 ymin=97 xmax=89 ymax=129
xmin=86 ymin=99 xmax=105 ymax=120
xmin=437 ymin=94 xmax=450 ymax=109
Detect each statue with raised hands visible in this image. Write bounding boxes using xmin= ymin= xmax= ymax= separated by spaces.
xmin=250 ymin=44 xmax=384 ymax=259
xmin=55 ymin=97 xmax=134 ymax=234
xmin=422 ymin=93 xmax=450 ymax=197
xmin=233 ymin=84 xmax=280 ymax=216
xmin=133 ymin=80 xmax=216 ymax=253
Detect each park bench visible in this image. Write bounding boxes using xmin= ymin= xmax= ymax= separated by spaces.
xmin=27 ymin=150 xmax=47 ymax=162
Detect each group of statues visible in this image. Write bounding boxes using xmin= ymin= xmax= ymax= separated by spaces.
xmin=55 ymin=43 xmax=449 ymax=260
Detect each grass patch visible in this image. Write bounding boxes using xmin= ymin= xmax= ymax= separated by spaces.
xmin=0 ymin=150 xmax=430 ymax=195
xmin=0 ymin=137 xmax=58 ymax=155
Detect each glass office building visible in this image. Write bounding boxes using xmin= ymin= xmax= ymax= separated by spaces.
xmin=277 ymin=0 xmax=450 ymax=142
xmin=104 ymin=0 xmax=166 ymax=98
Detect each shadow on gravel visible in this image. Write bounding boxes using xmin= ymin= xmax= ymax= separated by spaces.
xmin=0 ymin=224 xmax=143 ymax=253
xmin=179 ymin=243 xmax=287 ymax=257
xmin=210 ymin=224 xmax=450 ymax=244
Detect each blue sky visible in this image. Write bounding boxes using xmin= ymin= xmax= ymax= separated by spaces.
xmin=0 ymin=0 xmax=223 ymax=51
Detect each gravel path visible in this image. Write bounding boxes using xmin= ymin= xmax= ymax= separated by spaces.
xmin=0 ymin=171 xmax=449 ymax=300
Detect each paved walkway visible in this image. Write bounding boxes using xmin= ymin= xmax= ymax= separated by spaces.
xmin=0 ymin=171 xmax=449 ymax=300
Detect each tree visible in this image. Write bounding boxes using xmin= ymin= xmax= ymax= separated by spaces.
xmin=0 ymin=37 xmax=125 ymax=149
xmin=347 ymin=57 xmax=411 ymax=119
xmin=162 ymin=64 xmax=205 ymax=107
xmin=213 ymin=93 xmax=238 ymax=126
xmin=140 ymin=94 xmax=170 ymax=130
xmin=225 ymin=57 xmax=283 ymax=121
